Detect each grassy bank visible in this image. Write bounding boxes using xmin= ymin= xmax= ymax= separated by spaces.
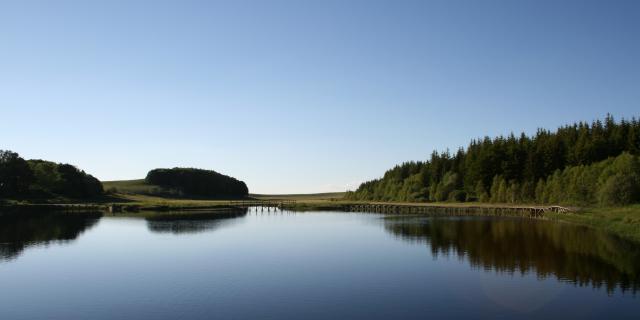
xmin=546 ymin=205 xmax=640 ymax=243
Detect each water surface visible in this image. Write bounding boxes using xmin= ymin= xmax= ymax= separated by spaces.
xmin=1 ymin=210 xmax=638 ymax=319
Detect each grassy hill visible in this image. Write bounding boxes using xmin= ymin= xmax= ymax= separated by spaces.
xmin=251 ymin=192 xmax=346 ymax=201
xmin=102 ymin=179 xmax=159 ymax=194
xmin=102 ymin=179 xmax=346 ymax=201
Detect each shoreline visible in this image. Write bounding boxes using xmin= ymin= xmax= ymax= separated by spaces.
xmin=1 ymin=198 xmax=638 ymax=243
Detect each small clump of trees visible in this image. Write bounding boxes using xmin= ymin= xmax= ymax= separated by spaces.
xmin=347 ymin=115 xmax=640 ymax=206
xmin=0 ymin=150 xmax=103 ymax=199
xmin=145 ymin=168 xmax=248 ymax=198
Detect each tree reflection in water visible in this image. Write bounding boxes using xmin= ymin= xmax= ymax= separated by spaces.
xmin=384 ymin=216 xmax=640 ymax=294
xmin=0 ymin=210 xmax=102 ymax=262
xmin=145 ymin=208 xmax=248 ymax=234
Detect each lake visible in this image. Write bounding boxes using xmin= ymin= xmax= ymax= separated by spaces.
xmin=1 ymin=209 xmax=638 ymax=319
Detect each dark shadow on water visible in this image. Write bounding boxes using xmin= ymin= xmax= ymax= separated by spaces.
xmin=0 ymin=210 xmax=102 ymax=262
xmin=384 ymin=216 xmax=640 ymax=294
xmin=145 ymin=208 xmax=248 ymax=234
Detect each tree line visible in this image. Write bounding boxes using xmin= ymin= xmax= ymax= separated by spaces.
xmin=347 ymin=115 xmax=640 ymax=206
xmin=145 ymin=168 xmax=248 ymax=198
xmin=0 ymin=150 xmax=103 ymax=199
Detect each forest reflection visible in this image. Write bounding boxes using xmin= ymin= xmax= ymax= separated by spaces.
xmin=145 ymin=208 xmax=248 ymax=234
xmin=0 ymin=211 xmax=102 ymax=262
xmin=384 ymin=216 xmax=640 ymax=294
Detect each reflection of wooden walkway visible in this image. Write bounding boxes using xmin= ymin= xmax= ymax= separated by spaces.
xmin=347 ymin=204 xmax=571 ymax=217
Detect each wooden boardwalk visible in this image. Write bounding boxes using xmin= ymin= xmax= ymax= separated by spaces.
xmin=228 ymin=200 xmax=296 ymax=209
xmin=100 ymin=199 xmax=570 ymax=217
xmin=227 ymin=200 xmax=571 ymax=217
xmin=346 ymin=203 xmax=571 ymax=217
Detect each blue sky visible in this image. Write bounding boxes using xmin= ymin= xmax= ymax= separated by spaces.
xmin=1 ymin=0 xmax=639 ymax=193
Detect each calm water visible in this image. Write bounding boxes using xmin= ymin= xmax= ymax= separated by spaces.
xmin=1 ymin=209 xmax=639 ymax=319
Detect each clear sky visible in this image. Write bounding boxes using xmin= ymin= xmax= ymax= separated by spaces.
xmin=1 ymin=0 xmax=639 ymax=194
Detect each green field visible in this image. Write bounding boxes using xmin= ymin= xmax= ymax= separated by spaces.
xmin=102 ymin=179 xmax=164 ymax=194
xmin=251 ymin=192 xmax=346 ymax=200
xmin=102 ymin=179 xmax=346 ymax=201
xmin=98 ymin=179 xmax=347 ymax=211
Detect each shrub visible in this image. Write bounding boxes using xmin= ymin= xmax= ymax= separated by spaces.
xmin=598 ymin=173 xmax=640 ymax=206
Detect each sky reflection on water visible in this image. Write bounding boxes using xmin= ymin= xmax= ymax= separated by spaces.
xmin=0 ymin=211 xmax=638 ymax=319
